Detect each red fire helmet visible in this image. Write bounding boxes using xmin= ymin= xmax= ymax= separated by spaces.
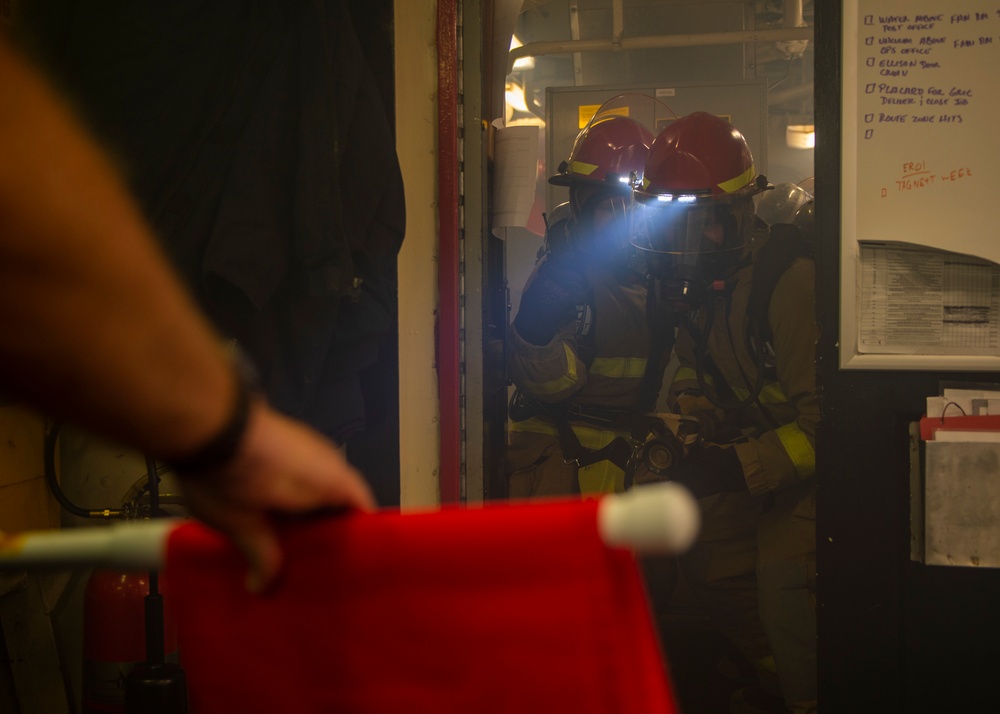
xmin=550 ymin=115 xmax=655 ymax=193
xmin=636 ymin=111 xmax=762 ymax=202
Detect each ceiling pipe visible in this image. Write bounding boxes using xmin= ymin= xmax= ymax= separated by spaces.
xmin=611 ymin=0 xmax=623 ymax=46
xmin=770 ymin=1 xmax=811 ymax=108
xmin=507 ymin=26 xmax=813 ymax=74
xmin=785 ymin=0 xmax=805 ymax=30
xmin=773 ymin=0 xmax=809 ymax=59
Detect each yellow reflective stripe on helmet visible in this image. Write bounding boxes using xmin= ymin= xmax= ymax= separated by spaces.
xmin=519 ymin=343 xmax=580 ymax=396
xmin=775 ymin=421 xmax=815 ymax=476
xmin=590 ymin=356 xmax=647 ymax=379
xmin=569 ymin=160 xmax=599 ymax=177
xmin=717 ymin=164 xmax=756 ymax=194
xmin=509 ymin=416 xmax=626 ymax=450
xmin=732 ymin=381 xmax=788 ymax=405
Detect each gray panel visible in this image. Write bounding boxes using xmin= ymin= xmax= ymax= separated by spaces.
xmin=924 ymin=441 xmax=1000 ymax=568
xmin=574 ymin=1 xmax=748 ymax=87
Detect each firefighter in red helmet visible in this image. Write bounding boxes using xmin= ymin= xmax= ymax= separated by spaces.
xmin=635 ymin=112 xmax=818 ymax=714
xmin=507 ymin=111 xmax=674 ymax=497
xmin=548 ymin=112 xmax=655 ymax=262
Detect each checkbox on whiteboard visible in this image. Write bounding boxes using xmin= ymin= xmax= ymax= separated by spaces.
xmin=865 ymin=114 xmax=874 ymax=123
xmin=864 ymin=15 xmax=873 ymax=25
xmin=865 ymin=36 xmax=874 ymax=46
xmin=865 ymin=83 xmax=876 ymax=94
xmin=865 ymin=129 xmax=874 ymax=139
xmin=866 ymin=57 xmax=875 ymax=67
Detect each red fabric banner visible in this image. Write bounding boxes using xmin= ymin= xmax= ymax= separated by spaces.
xmin=166 ymin=498 xmax=679 ymax=713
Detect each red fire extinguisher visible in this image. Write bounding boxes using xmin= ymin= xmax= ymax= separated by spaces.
xmin=81 ymin=568 xmax=179 ymax=713
xmin=45 ymin=426 xmax=188 ymax=712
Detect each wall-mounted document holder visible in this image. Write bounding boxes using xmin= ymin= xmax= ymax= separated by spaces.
xmin=910 ymin=417 xmax=1000 ymax=568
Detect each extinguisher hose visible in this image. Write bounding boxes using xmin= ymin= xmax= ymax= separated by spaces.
xmin=144 ymin=454 xmax=166 ymax=667
xmin=43 ymin=421 xmax=122 ymax=519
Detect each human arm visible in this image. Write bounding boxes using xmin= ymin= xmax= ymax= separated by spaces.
xmin=508 ymin=255 xmax=590 ymax=404
xmin=732 ymin=257 xmax=819 ymax=495
xmin=512 ymin=254 xmax=587 ymax=347
xmin=0 ymin=37 xmax=374 ymax=588
xmin=0 ymin=36 xmax=239 ymax=460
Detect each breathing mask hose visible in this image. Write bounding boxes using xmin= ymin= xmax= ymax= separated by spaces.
xmin=123 ymin=456 xmax=189 ymax=714
xmin=143 ymin=455 xmax=164 ymax=667
xmin=722 ymin=288 xmax=777 ymax=427
xmin=687 ymin=290 xmax=779 ymax=428
xmin=739 ymin=306 xmax=780 ymax=430
xmin=689 ymin=300 xmax=762 ymax=413
xmin=639 ymin=272 xmax=676 ymax=412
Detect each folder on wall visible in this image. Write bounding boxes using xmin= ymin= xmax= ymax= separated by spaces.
xmin=918 ymin=414 xmax=1000 ymax=441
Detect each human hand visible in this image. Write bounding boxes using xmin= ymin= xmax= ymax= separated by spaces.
xmin=175 ymin=399 xmax=375 ymax=592
xmin=513 ymin=258 xmax=587 ymax=345
xmin=686 ymin=409 xmax=722 ymax=443
xmin=669 ymin=445 xmax=747 ymax=500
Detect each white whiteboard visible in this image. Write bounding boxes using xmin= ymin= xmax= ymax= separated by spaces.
xmin=841 ymin=1 xmax=1000 ymax=370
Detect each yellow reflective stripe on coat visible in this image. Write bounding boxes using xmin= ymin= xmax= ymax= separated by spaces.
xmin=732 ymin=381 xmax=788 ymax=405
xmin=775 ymin=421 xmax=815 ymax=476
xmin=590 ymin=356 xmax=647 ymax=379
xmin=519 ymin=343 xmax=580 ymax=396
xmin=508 ymin=416 xmax=626 ymax=450
xmin=508 ymin=417 xmax=627 ymax=495
xmin=671 ymin=366 xmax=711 ymax=390
xmin=674 ymin=369 xmax=787 ymax=406
xmin=578 ymin=462 xmax=625 ymax=495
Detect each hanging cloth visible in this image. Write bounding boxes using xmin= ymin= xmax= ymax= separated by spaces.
xmin=166 ymin=499 xmax=679 ymax=713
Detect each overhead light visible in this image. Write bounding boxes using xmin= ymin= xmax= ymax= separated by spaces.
xmin=509 ymin=34 xmax=535 ymax=71
xmin=504 ymin=80 xmax=545 ymax=127
xmin=786 ymin=124 xmax=816 ymax=150
xmin=505 ymin=80 xmax=530 ymax=114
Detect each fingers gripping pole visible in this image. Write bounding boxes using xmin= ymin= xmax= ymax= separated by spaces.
xmin=597 ymin=482 xmax=700 ymax=554
xmin=0 ymin=519 xmax=175 ymax=571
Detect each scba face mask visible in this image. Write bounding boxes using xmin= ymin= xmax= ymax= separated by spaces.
xmin=569 ymin=186 xmax=634 ymax=262
xmin=632 ymin=198 xmax=754 ymax=311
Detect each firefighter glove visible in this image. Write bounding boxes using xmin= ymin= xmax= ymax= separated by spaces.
xmin=514 ymin=259 xmax=587 ymax=345
xmin=670 ymin=444 xmax=747 ymax=499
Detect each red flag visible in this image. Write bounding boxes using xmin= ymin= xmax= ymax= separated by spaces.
xmin=167 ymin=498 xmax=678 ymax=713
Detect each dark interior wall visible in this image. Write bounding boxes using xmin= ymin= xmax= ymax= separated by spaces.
xmin=346 ymin=0 xmax=396 ymax=125
xmin=14 ymin=0 xmax=403 ymax=506
xmin=814 ymin=3 xmax=1000 ymax=711
xmin=343 ymin=0 xmax=401 ymax=508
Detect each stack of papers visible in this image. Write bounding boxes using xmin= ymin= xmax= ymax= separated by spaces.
xmin=923 ymin=385 xmax=1000 ymax=442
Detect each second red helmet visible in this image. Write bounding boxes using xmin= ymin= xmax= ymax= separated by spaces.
xmin=637 ymin=111 xmax=762 ymax=201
